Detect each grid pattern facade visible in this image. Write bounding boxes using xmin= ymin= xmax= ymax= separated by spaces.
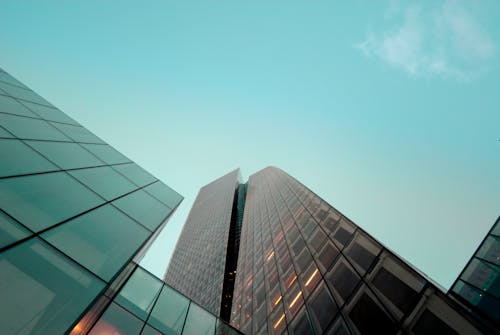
xmin=165 ymin=169 xmax=241 ymax=316
xmin=79 ymin=262 xmax=242 ymax=335
xmin=451 ymin=217 xmax=500 ymax=328
xmin=231 ymin=167 xmax=485 ymax=335
xmin=0 ymin=68 xmax=183 ymax=334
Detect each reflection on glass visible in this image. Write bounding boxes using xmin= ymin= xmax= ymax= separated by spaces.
xmin=113 ymin=163 xmax=156 ymax=187
xmin=0 ymin=139 xmax=57 ymax=177
xmin=0 ymin=94 xmax=38 ymax=117
xmin=0 ymin=211 xmax=30 ymax=248
xmin=116 ymin=267 xmax=163 ymax=320
xmin=21 ymin=101 xmax=78 ymax=125
xmin=0 ymin=238 xmax=104 ymax=335
xmin=42 ymin=204 xmax=150 ymax=281
xmin=89 ymin=303 xmax=143 ymax=335
xmin=0 ymin=113 xmax=69 ymax=141
xmin=69 ymin=166 xmax=137 ymax=200
xmin=113 ymin=190 xmax=170 ymax=231
xmin=183 ymin=302 xmax=216 ymax=335
xmin=149 ymin=286 xmax=190 ymax=335
xmin=51 ymin=123 xmax=104 ymax=144
xmin=82 ymin=144 xmax=131 ymax=164
xmin=27 ymin=141 xmax=103 ymax=169
xmin=144 ymin=182 xmax=183 ymax=209
xmin=0 ymin=171 xmax=103 ymax=232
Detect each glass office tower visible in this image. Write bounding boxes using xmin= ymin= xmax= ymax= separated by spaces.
xmin=450 ymin=217 xmax=499 ymax=329
xmin=165 ymin=169 xmax=243 ymax=318
xmin=228 ymin=167 xmax=490 ymax=334
xmin=0 ymin=68 xmax=184 ymax=334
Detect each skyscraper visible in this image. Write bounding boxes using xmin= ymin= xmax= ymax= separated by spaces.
xmin=0 ymin=68 xmax=184 ymax=334
xmin=165 ymin=169 xmax=245 ymax=319
xmin=449 ymin=217 xmax=499 ymax=329
xmin=167 ymin=167 xmax=494 ymax=334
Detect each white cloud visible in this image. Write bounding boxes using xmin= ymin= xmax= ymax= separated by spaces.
xmin=357 ymin=1 xmax=496 ymax=80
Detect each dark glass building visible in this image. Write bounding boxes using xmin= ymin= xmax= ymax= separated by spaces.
xmin=450 ymin=217 xmax=499 ymax=329
xmin=168 ymin=166 xmax=495 ymax=334
xmin=165 ymin=169 xmax=244 ymax=319
xmin=0 ymin=68 xmax=190 ymax=334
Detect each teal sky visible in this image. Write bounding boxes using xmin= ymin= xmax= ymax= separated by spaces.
xmin=1 ymin=1 xmax=499 ymax=289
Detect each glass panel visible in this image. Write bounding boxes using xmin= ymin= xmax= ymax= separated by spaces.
xmin=0 ymin=113 xmax=70 ymax=141
xmin=148 ymin=285 xmax=190 ymax=335
xmin=453 ymin=281 xmax=500 ymax=321
xmin=0 ymin=81 xmax=53 ymax=106
xmin=348 ymin=292 xmax=398 ymax=335
xmin=0 ymin=72 xmax=29 ymax=89
xmin=216 ymin=320 xmax=241 ymax=335
xmin=69 ymin=166 xmax=138 ymax=201
xmin=372 ymin=267 xmax=420 ymax=314
xmin=183 ymin=303 xmax=216 ymax=335
xmin=326 ymin=258 xmax=360 ymax=304
xmin=113 ymin=190 xmax=171 ymax=231
xmin=289 ymin=308 xmax=314 ymax=335
xmin=412 ymin=309 xmax=458 ymax=335
xmin=0 ymin=171 xmax=103 ymax=232
xmin=0 ymin=211 xmax=31 ymax=248
xmin=461 ymin=258 xmax=499 ymax=298
xmin=82 ymin=144 xmax=131 ymax=164
xmin=476 ymin=235 xmax=500 ymax=266
xmin=27 ymin=141 xmax=104 ymax=169
xmin=51 ymin=123 xmax=104 ymax=144
xmin=0 ymin=125 xmax=13 ymax=137
xmin=0 ymin=138 xmax=58 ymax=177
xmin=0 ymin=238 xmax=105 ymax=335
xmin=113 ymin=163 xmax=156 ymax=186
xmin=144 ymin=182 xmax=183 ymax=209
xmin=0 ymin=94 xmax=38 ymax=117
xmin=317 ymin=240 xmax=339 ymax=273
xmin=42 ymin=204 xmax=150 ymax=281
xmin=308 ymin=282 xmax=337 ymax=334
xmin=142 ymin=324 xmax=164 ymax=335
xmin=116 ymin=267 xmax=163 ymax=320
xmin=21 ymin=101 xmax=78 ymax=125
xmin=89 ymin=302 xmax=143 ymax=335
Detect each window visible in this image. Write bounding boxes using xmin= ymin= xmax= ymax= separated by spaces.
xmin=21 ymin=101 xmax=78 ymax=125
xmin=307 ymin=282 xmax=337 ymax=333
xmin=113 ymin=163 xmax=156 ymax=187
xmin=27 ymin=141 xmax=103 ymax=169
xmin=372 ymin=267 xmax=419 ymax=315
xmin=0 ymin=211 xmax=30 ymax=248
xmin=412 ymin=309 xmax=458 ymax=335
xmin=82 ymin=144 xmax=130 ymax=164
xmin=144 ymin=182 xmax=183 ymax=209
xmin=0 ymin=171 xmax=103 ymax=232
xmin=42 ymin=204 xmax=150 ymax=281
xmin=0 ymin=113 xmax=69 ymax=141
xmin=183 ymin=303 xmax=216 ymax=335
xmin=89 ymin=303 xmax=143 ymax=335
xmin=348 ymin=292 xmax=397 ymax=335
xmin=0 ymin=94 xmax=38 ymax=117
xmin=326 ymin=259 xmax=360 ymax=304
xmin=0 ymin=139 xmax=57 ymax=177
xmin=69 ymin=166 xmax=137 ymax=201
xmin=113 ymin=190 xmax=171 ymax=231
xmin=0 ymin=238 xmax=104 ymax=335
xmin=51 ymin=123 xmax=104 ymax=144
xmin=148 ymin=285 xmax=190 ymax=335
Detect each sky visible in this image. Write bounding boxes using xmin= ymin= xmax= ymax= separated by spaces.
xmin=1 ymin=0 xmax=499 ymax=289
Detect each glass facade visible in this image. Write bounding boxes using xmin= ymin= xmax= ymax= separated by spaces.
xmin=450 ymin=217 xmax=500 ymax=329
xmin=165 ymin=169 xmax=242 ymax=317
xmin=229 ymin=167 xmax=487 ymax=334
xmin=0 ymin=68 xmax=183 ymax=334
xmin=82 ymin=264 xmax=242 ymax=335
